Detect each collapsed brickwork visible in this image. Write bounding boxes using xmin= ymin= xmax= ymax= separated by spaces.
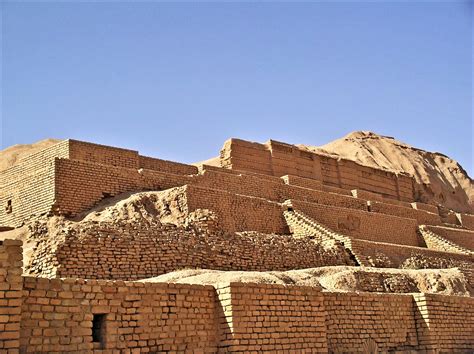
xmin=1 ymin=137 xmax=474 ymax=352
xmin=25 ymin=214 xmax=353 ymax=280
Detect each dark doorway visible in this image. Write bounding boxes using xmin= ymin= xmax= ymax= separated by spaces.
xmin=92 ymin=314 xmax=106 ymax=348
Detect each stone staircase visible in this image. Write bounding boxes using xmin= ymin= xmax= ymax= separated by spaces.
xmin=418 ymin=225 xmax=473 ymax=256
xmin=283 ymin=208 xmax=364 ymax=266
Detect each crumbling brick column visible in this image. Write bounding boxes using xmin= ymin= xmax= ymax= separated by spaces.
xmin=0 ymin=239 xmax=23 ymax=353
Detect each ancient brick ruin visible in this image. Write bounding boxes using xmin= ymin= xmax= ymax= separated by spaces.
xmin=0 ymin=138 xmax=473 ymax=352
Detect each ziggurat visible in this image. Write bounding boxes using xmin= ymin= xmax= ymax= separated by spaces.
xmin=0 ymin=137 xmax=473 ymax=353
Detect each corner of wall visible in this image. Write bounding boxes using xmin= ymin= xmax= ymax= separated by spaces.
xmin=0 ymin=239 xmax=23 ymax=352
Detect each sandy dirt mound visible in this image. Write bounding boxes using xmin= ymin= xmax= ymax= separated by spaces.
xmin=299 ymin=131 xmax=473 ymax=213
xmin=0 ymin=138 xmax=60 ymax=172
xmin=142 ymin=266 xmax=470 ymax=296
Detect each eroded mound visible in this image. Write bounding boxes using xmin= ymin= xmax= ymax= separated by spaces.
xmin=143 ymin=266 xmax=471 ymax=296
xmin=300 ymin=131 xmax=473 ymax=213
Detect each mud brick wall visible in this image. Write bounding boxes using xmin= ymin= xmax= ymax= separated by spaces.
xmin=70 ymin=140 xmax=198 ymax=175
xmin=426 ymin=226 xmax=474 ymax=251
xmin=291 ymin=200 xmax=422 ymax=247
xmin=414 ymin=293 xmax=474 ymax=351
xmin=321 ymin=184 xmax=353 ymax=196
xmin=281 ymin=185 xmax=368 ymax=211
xmin=281 ymin=174 xmax=323 ymax=190
xmin=194 ymin=169 xmax=283 ymax=202
xmin=352 ymin=189 xmax=412 ymax=208
xmin=0 ymin=141 xmax=69 ymax=227
xmin=68 ymin=140 xmax=139 ymax=169
xmin=268 ymin=140 xmax=321 ymax=179
xmin=220 ymin=138 xmax=273 ymax=175
xmin=183 ymin=185 xmax=288 ymax=234
xmin=27 ymin=220 xmax=352 ymax=280
xmin=412 ymin=202 xmax=439 ymax=214
xmin=350 ymin=238 xmax=474 ymax=269
xmin=216 ymin=283 xmax=327 ymax=352
xmin=370 ymin=201 xmax=441 ymax=225
xmin=20 ymin=277 xmax=217 ymax=352
xmin=324 ymin=292 xmax=417 ymax=352
xmin=319 ymin=155 xmax=339 ymax=187
xmin=220 ymin=138 xmax=415 ymax=202
xmin=0 ymin=240 xmax=23 ymax=353
xmin=54 ymin=158 xmax=191 ymax=216
xmin=139 ymin=155 xmax=198 ymax=175
xmin=196 ymin=170 xmax=367 ymax=212
xmin=0 ymin=163 xmax=56 ymax=227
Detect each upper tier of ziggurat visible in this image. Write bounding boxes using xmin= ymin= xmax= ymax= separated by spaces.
xmin=0 ymin=137 xmax=473 ymax=353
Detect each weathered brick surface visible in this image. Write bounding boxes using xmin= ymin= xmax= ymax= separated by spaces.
xmin=0 ymin=141 xmax=69 ymax=226
xmin=0 ymin=249 xmax=473 ymax=352
xmin=54 ymin=158 xmax=191 ymax=217
xmin=26 ymin=221 xmax=353 ymax=280
xmin=220 ymin=138 xmax=415 ymax=201
xmin=0 ymin=140 xmax=198 ymax=226
xmin=426 ymin=225 xmax=474 ymax=251
xmin=290 ymin=199 xmax=422 ymax=247
xmin=0 ymin=240 xmax=23 ymax=353
xmin=350 ymin=238 xmax=474 ymax=269
xmin=216 ymin=283 xmax=327 ymax=352
xmin=414 ymin=293 xmax=474 ymax=351
xmin=324 ymin=292 xmax=417 ymax=352
xmin=460 ymin=213 xmax=474 ymax=230
xmin=21 ymin=277 xmax=217 ymax=352
xmin=183 ymin=185 xmax=288 ymax=234
xmin=139 ymin=155 xmax=198 ymax=175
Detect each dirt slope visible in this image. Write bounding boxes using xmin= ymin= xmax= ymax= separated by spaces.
xmin=299 ymin=131 xmax=473 ymax=213
xmin=142 ymin=266 xmax=471 ymax=296
xmin=0 ymin=138 xmax=60 ymax=172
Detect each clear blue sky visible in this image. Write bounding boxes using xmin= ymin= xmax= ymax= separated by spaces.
xmin=1 ymin=1 xmax=473 ymax=175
